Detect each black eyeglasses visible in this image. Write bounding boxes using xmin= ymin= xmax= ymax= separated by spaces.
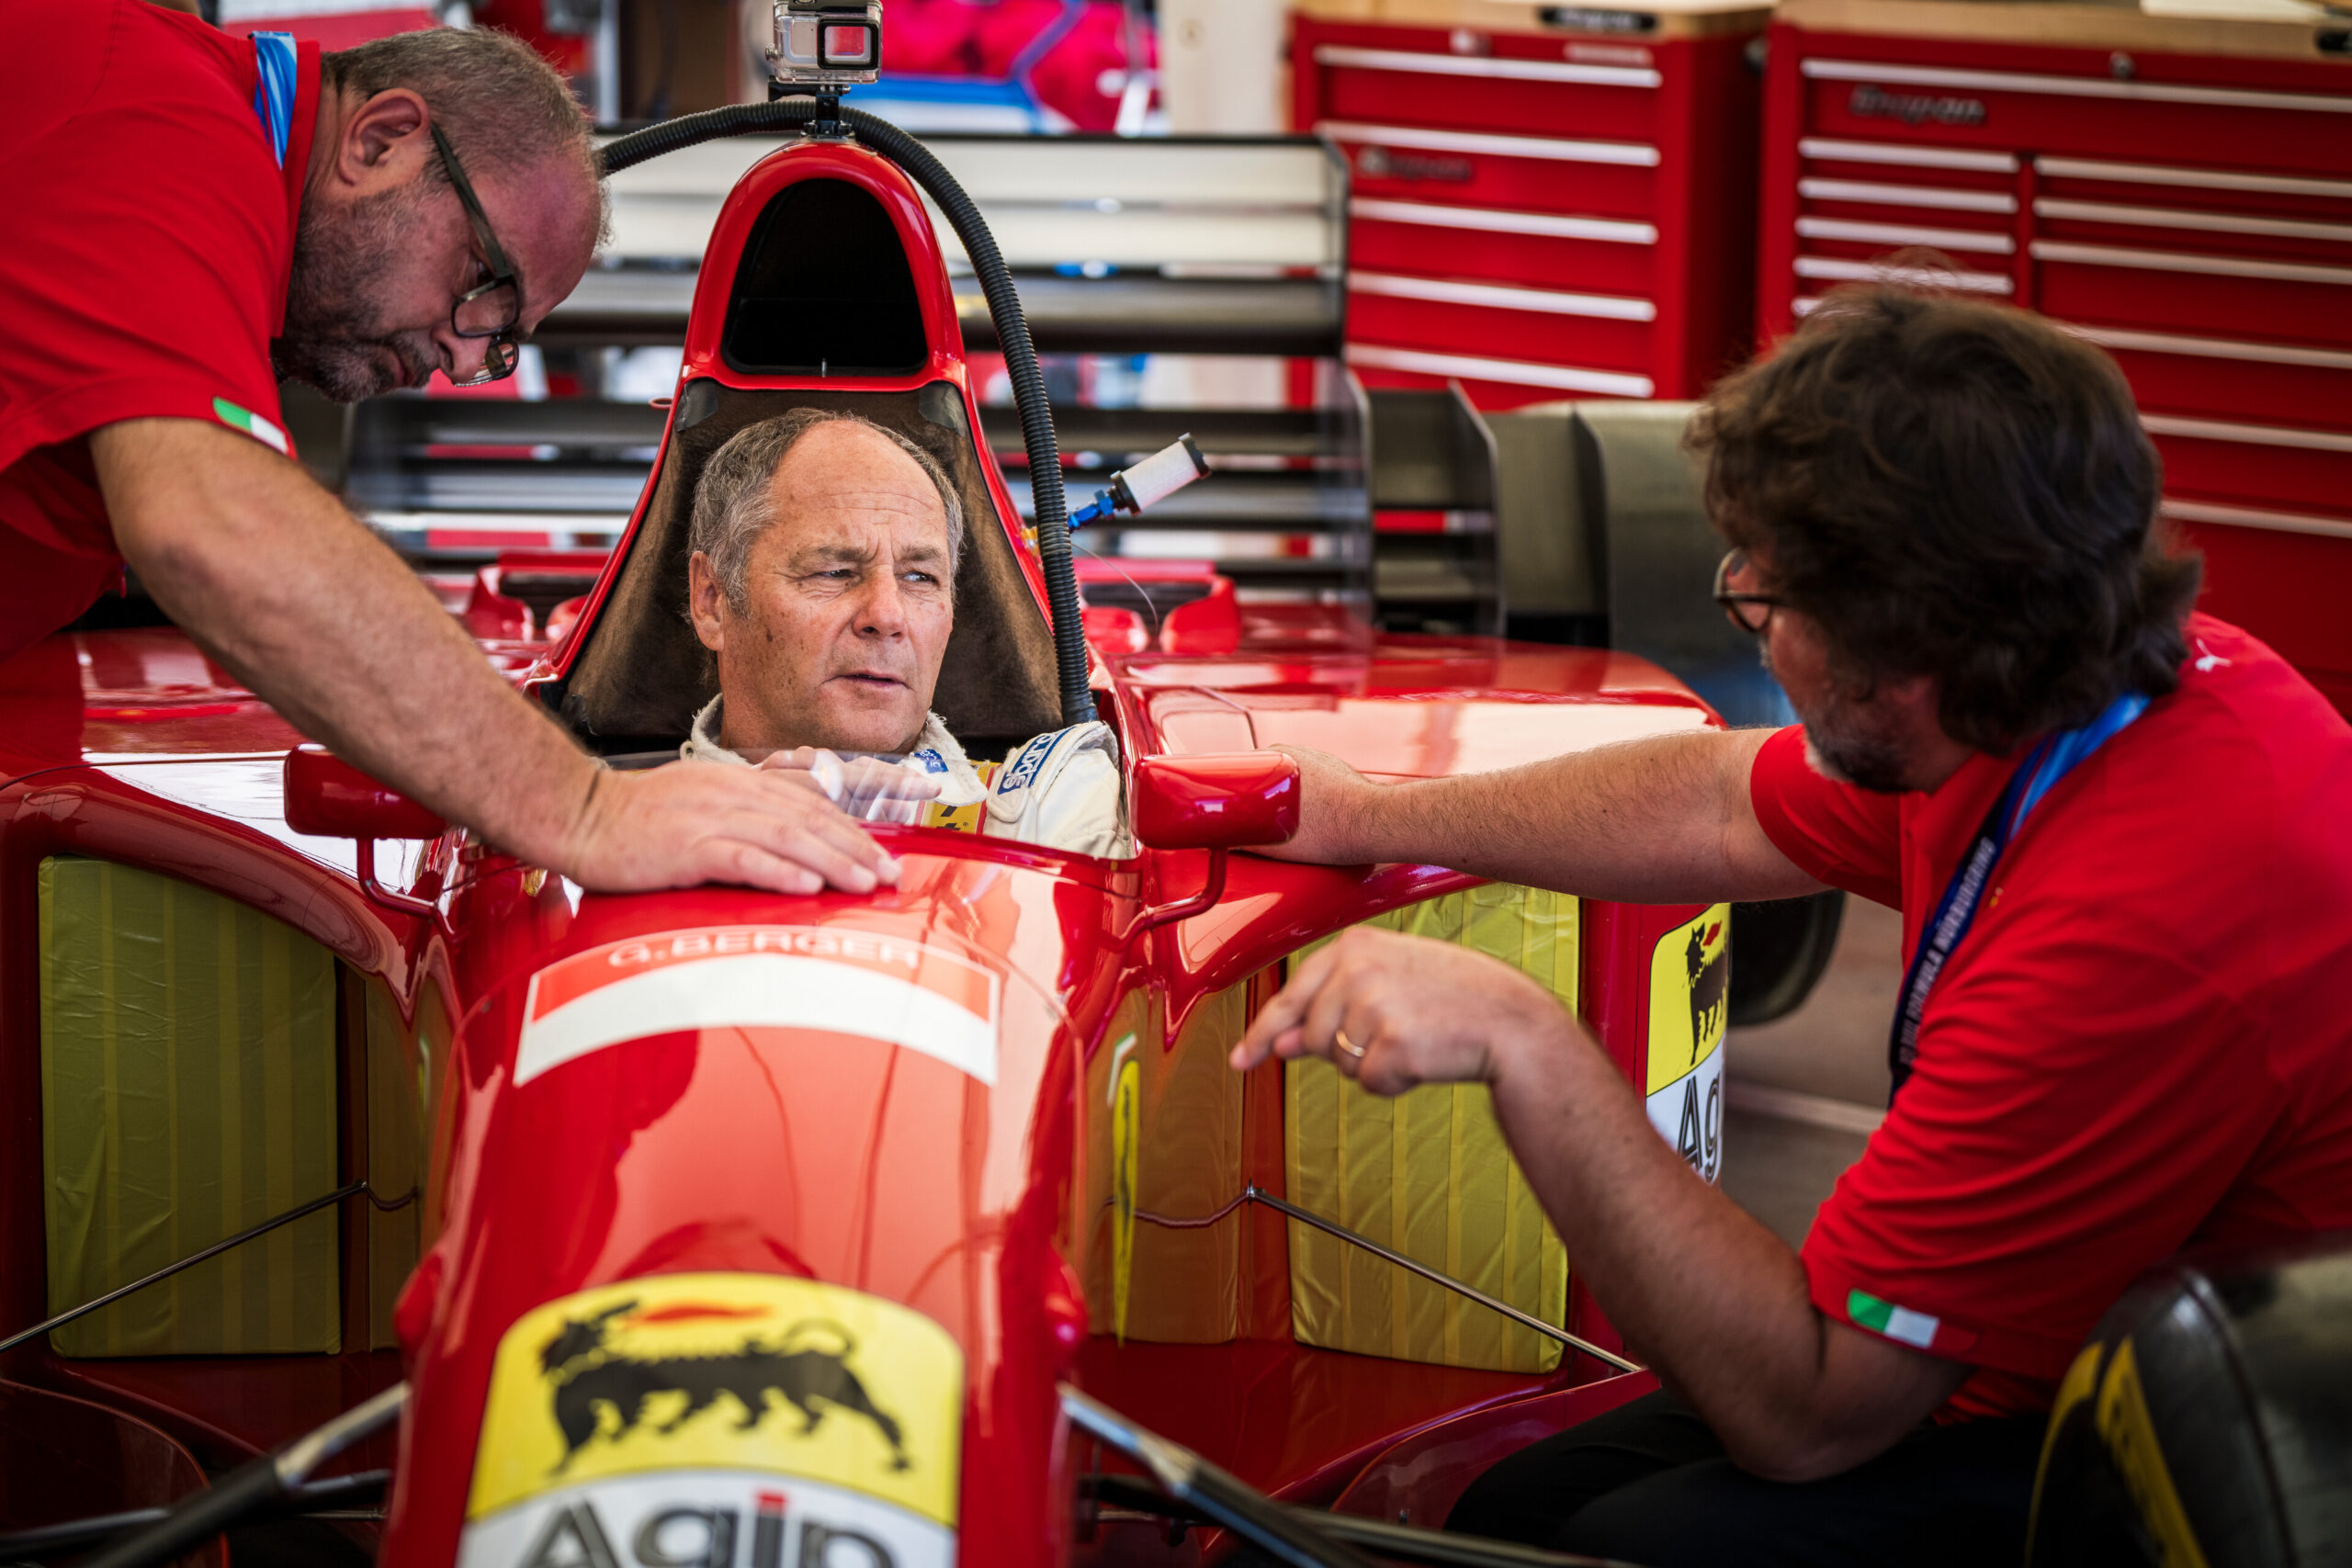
xmin=429 ymin=122 xmax=523 ymax=386
xmin=1713 ymin=548 xmax=1785 ymax=636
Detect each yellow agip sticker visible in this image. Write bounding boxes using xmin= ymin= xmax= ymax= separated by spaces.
xmin=466 ymin=1272 xmax=963 ymax=1529
xmin=1645 ymin=906 xmax=1729 ymax=1183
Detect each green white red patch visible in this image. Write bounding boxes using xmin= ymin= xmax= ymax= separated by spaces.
xmin=1847 ymin=1288 xmax=1942 ymax=1350
xmin=211 ymin=396 xmax=289 ymax=457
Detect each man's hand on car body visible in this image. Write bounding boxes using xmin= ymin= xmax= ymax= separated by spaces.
xmin=94 ymin=417 xmax=895 ymax=897
xmin=564 ymin=762 xmax=897 ymax=896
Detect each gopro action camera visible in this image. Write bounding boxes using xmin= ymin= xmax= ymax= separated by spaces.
xmin=769 ymin=1 xmax=883 ymax=92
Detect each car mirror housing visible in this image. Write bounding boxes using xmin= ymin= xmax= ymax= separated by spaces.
xmin=284 ymin=747 xmax=447 ymax=922
xmin=1132 ymin=751 xmax=1300 ymax=852
xmin=283 ymin=747 xmax=447 ymax=840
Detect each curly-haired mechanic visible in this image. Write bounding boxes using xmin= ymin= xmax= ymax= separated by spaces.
xmin=0 ymin=1 xmax=896 ymax=897
xmin=1232 ymin=288 xmax=2352 ymax=1566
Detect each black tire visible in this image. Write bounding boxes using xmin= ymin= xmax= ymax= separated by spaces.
xmin=2028 ymin=1232 xmax=2352 ymax=1568
xmin=1726 ymin=891 xmax=1844 ymax=1029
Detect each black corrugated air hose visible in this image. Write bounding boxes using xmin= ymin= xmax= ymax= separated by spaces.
xmin=601 ymin=101 xmax=1097 ymax=727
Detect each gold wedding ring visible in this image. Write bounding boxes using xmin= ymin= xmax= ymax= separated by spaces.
xmin=1334 ymin=1028 xmax=1366 ymax=1059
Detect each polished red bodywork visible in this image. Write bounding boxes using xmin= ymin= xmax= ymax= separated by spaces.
xmin=0 ymin=139 xmax=1725 ymax=1563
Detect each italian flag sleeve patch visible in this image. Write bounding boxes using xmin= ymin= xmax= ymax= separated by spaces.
xmin=212 ymin=397 xmax=292 ymax=458
xmin=1847 ymin=1289 xmax=1944 ymax=1351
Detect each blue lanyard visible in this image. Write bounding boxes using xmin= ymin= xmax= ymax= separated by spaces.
xmin=1886 ymin=690 xmax=2148 ymax=1098
xmin=250 ymin=31 xmax=298 ymax=169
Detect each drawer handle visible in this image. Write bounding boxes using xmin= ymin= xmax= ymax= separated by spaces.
xmin=2038 ymin=198 xmax=2352 ymax=247
xmin=2161 ymin=499 xmax=2352 ymax=541
xmin=1344 ymin=343 xmax=1655 ymax=399
xmin=1799 ymin=135 xmax=2018 ymax=175
xmin=1350 ymin=269 xmax=1657 ymax=321
xmin=1798 ymin=215 xmax=2014 ymax=254
xmin=2032 ymin=240 xmax=2352 ymax=288
xmin=1799 ymin=176 xmax=2018 ymax=215
xmin=2143 ymin=413 xmax=2352 ymax=455
xmin=1795 ymin=254 xmax=2012 ymax=293
xmin=2065 ymin=322 xmax=2352 ymax=373
xmin=1354 ymin=197 xmax=1657 ymax=246
xmin=1316 ymin=44 xmax=1660 ymax=90
xmin=1317 ymin=118 xmax=1659 ymax=169
xmin=2041 ymin=156 xmax=2352 ymax=204
xmin=1804 ymin=57 xmax=2352 ymax=116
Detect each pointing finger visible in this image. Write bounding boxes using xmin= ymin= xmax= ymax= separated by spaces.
xmin=1231 ymin=943 xmax=1338 ymax=1070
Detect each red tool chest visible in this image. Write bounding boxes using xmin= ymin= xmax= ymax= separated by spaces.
xmin=1293 ymin=0 xmax=1773 ymax=409
xmin=1759 ymin=0 xmax=2352 ymax=715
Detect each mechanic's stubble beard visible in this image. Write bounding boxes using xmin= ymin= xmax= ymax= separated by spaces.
xmin=274 ymin=183 xmax=437 ymax=403
xmin=1762 ymin=636 xmax=1915 ymax=795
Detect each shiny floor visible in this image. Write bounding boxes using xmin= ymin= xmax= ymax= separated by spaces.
xmin=1720 ymin=897 xmax=1900 ymax=1247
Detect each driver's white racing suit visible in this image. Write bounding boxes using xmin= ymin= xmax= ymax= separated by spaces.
xmin=681 ymin=694 xmax=1129 ymax=858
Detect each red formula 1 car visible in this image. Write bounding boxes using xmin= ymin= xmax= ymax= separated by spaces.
xmin=0 ymin=113 xmax=1751 ymax=1568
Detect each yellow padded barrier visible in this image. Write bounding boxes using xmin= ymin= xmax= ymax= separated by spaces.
xmin=1285 ymin=885 xmax=1576 ymax=1373
xmin=40 ymin=857 xmax=341 ymax=1356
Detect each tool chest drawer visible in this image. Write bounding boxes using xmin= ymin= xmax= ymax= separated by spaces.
xmin=2087 ymin=332 xmax=2352 ymax=435
xmin=2036 ymin=261 xmax=2352 ymax=354
xmin=1794 ymin=54 xmax=2352 ymax=176
xmin=1296 ymin=0 xmax=1770 ymax=409
xmin=1759 ymin=0 xmax=2352 ymax=712
xmin=1351 ymin=199 xmax=1657 ymax=294
xmin=1348 ymin=284 xmax=1657 ymax=374
xmin=1312 ymin=35 xmax=1666 ymax=141
xmin=2147 ymin=423 xmax=2352 ymax=519
xmin=1324 ymin=121 xmax=1663 ymax=220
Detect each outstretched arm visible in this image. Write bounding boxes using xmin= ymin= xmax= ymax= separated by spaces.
xmin=1266 ymin=727 xmax=1820 ymax=905
xmin=1232 ymin=930 xmax=1969 ymax=1480
xmin=95 ymin=417 xmax=897 ymax=896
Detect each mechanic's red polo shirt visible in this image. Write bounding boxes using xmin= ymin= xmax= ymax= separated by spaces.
xmin=1750 ymin=613 xmax=2352 ymax=1419
xmin=0 ymin=0 xmax=318 ymax=662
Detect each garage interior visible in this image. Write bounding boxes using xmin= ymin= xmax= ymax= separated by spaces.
xmin=10 ymin=0 xmax=2349 ymax=1561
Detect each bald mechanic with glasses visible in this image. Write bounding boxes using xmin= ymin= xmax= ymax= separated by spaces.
xmin=1229 ymin=289 xmax=2352 ymax=1565
xmin=0 ymin=3 xmax=895 ymax=897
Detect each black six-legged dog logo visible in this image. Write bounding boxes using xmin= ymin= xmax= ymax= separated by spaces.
xmin=1685 ymin=920 xmax=1727 ymax=1053
xmin=537 ymin=1301 xmax=910 ymax=1475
